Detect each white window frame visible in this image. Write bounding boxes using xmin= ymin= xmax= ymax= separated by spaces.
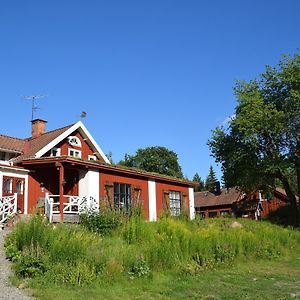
xmin=88 ymin=155 xmax=97 ymax=161
xmin=169 ymin=190 xmax=181 ymax=216
xmin=68 ymin=148 xmax=82 ymax=158
xmin=68 ymin=136 xmax=82 ymax=148
xmin=50 ymin=147 xmax=61 ymax=157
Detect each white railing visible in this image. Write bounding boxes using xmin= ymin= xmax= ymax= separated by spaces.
xmin=45 ymin=194 xmax=99 ymax=223
xmin=0 ymin=193 xmax=17 ymax=224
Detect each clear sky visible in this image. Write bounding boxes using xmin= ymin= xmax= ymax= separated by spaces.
xmin=0 ymin=0 xmax=299 ymax=181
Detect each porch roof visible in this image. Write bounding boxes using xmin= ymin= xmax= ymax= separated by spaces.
xmin=20 ymin=156 xmax=197 ymax=187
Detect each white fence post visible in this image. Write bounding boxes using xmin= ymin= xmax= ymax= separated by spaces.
xmin=13 ymin=193 xmax=17 ymax=214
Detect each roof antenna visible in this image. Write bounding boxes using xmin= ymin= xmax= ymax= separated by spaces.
xmin=23 ymin=94 xmax=46 ymax=120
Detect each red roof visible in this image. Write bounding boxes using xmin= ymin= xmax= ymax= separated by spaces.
xmin=194 ymin=187 xmax=242 ymax=208
xmin=0 ymin=124 xmax=74 ymax=162
xmin=0 ymin=134 xmax=25 ymax=153
xmin=14 ymin=124 xmax=74 ymax=162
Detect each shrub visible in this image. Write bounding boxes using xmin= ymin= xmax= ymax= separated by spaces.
xmin=80 ymin=210 xmax=124 ymax=235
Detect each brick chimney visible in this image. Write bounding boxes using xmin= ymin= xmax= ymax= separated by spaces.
xmin=31 ymin=119 xmax=47 ymax=138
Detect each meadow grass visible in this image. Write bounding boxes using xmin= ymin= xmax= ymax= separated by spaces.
xmin=5 ymin=213 xmax=300 ymax=299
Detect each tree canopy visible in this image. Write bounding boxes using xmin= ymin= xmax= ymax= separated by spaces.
xmin=208 ymin=52 xmax=300 ymax=225
xmin=119 ymin=146 xmax=183 ymax=178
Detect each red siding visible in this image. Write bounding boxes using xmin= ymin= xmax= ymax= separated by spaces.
xmin=59 ymin=131 xmax=95 ymax=159
xmin=99 ymin=171 xmax=149 ymax=219
xmin=43 ymin=130 xmax=96 ymax=160
xmin=155 ymin=180 xmax=190 ymax=218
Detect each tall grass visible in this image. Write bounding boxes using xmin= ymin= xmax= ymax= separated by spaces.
xmin=5 ymin=214 xmax=300 ymax=286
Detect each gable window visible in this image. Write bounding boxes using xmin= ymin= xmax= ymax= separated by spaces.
xmin=50 ymin=147 xmax=61 ymax=157
xmin=88 ymin=155 xmax=97 ymax=161
xmin=114 ymin=182 xmax=131 ymax=211
xmin=68 ymin=136 xmax=82 ymax=148
xmin=169 ymin=191 xmax=181 ymax=216
xmin=68 ymin=148 xmax=82 ymax=158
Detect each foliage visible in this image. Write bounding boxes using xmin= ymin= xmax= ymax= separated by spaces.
xmin=80 ymin=210 xmax=124 ymax=236
xmin=119 ymin=146 xmax=184 ymax=178
xmin=205 ymin=165 xmax=218 ymax=191
xmin=5 ymin=214 xmax=300 ymax=292
xmin=192 ymin=173 xmax=205 ymax=192
xmin=208 ymin=52 xmax=300 ymax=225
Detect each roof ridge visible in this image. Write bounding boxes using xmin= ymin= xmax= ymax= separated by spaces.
xmin=25 ymin=123 xmax=76 ymax=141
xmin=0 ymin=134 xmax=25 ymax=141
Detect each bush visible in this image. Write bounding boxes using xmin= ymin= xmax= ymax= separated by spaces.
xmin=80 ymin=210 xmax=124 ymax=235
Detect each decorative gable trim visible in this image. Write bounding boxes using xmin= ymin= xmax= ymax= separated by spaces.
xmin=34 ymin=121 xmax=110 ymax=164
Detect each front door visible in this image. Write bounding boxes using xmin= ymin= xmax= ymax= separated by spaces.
xmin=2 ymin=176 xmax=25 ymax=213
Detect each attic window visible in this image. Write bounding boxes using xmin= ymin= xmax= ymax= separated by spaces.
xmin=68 ymin=148 xmax=82 ymax=158
xmin=88 ymin=155 xmax=97 ymax=161
xmin=68 ymin=136 xmax=81 ymax=148
xmin=50 ymin=147 xmax=61 ymax=157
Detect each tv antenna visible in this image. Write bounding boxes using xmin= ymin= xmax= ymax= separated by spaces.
xmin=23 ymin=95 xmax=46 ymax=120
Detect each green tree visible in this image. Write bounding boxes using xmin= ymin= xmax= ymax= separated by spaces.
xmin=205 ymin=166 xmax=217 ymax=191
xmin=208 ymin=52 xmax=300 ymax=225
xmin=192 ymin=172 xmax=204 ymax=192
xmin=119 ymin=146 xmax=183 ymax=178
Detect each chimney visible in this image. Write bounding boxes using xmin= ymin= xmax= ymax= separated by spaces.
xmin=31 ymin=119 xmax=47 ymax=138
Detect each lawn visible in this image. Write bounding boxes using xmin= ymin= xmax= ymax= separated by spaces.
xmin=23 ymin=252 xmax=300 ymax=300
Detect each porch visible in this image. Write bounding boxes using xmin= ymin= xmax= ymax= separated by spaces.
xmin=45 ymin=193 xmax=99 ymax=223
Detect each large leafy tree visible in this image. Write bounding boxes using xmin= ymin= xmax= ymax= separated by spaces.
xmin=208 ymin=53 xmax=300 ymax=225
xmin=119 ymin=146 xmax=183 ymax=178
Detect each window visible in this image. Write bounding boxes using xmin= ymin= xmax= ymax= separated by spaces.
xmin=114 ymin=183 xmax=131 ymax=211
xmin=68 ymin=148 xmax=82 ymax=158
xmin=16 ymin=180 xmax=24 ymax=195
xmin=50 ymin=147 xmax=61 ymax=157
xmin=169 ymin=191 xmax=181 ymax=216
xmin=88 ymin=155 xmax=97 ymax=161
xmin=220 ymin=210 xmax=230 ymax=216
xmin=3 ymin=178 xmax=12 ymax=194
xmin=208 ymin=211 xmax=218 ymax=218
xmin=68 ymin=136 xmax=82 ymax=147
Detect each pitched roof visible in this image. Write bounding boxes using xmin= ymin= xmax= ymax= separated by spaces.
xmin=0 ymin=134 xmax=25 ymax=153
xmin=13 ymin=124 xmax=74 ymax=162
xmin=194 ymin=187 xmax=242 ymax=208
xmin=20 ymin=156 xmax=196 ymax=187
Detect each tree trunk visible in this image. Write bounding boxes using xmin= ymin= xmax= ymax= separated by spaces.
xmin=278 ymin=172 xmax=300 ymax=227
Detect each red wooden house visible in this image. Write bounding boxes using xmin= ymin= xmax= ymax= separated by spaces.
xmin=194 ymin=187 xmax=288 ymax=219
xmin=0 ymin=119 xmax=196 ymax=223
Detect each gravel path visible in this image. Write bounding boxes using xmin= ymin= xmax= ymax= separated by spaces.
xmin=0 ymin=228 xmax=34 ymax=300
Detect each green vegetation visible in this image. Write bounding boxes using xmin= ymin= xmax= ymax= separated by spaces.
xmin=208 ymin=52 xmax=300 ymax=225
xmin=5 ymin=214 xmax=300 ymax=299
xmin=119 ymin=146 xmax=184 ymax=178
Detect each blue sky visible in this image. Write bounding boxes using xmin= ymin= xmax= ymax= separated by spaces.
xmin=0 ymin=0 xmax=299 ymax=181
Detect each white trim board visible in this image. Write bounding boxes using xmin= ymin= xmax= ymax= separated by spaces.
xmin=34 ymin=121 xmax=110 ymax=164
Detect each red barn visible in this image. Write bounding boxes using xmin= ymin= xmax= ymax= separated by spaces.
xmin=0 ymin=119 xmax=196 ymax=223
